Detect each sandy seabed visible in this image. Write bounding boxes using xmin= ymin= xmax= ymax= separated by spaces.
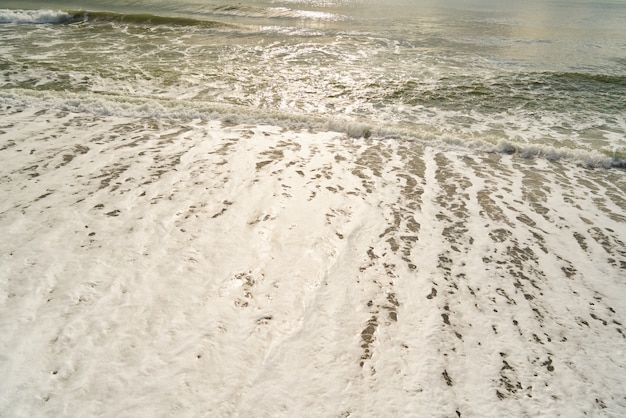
xmin=1 ymin=108 xmax=625 ymax=417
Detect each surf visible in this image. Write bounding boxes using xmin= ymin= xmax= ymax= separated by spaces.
xmin=0 ymin=8 xmax=237 ymax=29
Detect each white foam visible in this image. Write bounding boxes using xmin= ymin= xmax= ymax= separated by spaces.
xmin=495 ymin=139 xmax=618 ymax=168
xmin=1 ymin=111 xmax=624 ymax=416
xmin=327 ymin=118 xmax=373 ymax=138
xmin=0 ymin=9 xmax=74 ymax=24
xmin=2 ymin=87 xmax=622 ymax=169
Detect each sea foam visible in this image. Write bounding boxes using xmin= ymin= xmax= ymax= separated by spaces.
xmin=0 ymin=9 xmax=75 ymax=24
xmin=1 ymin=108 xmax=624 ymax=416
xmin=2 ymin=87 xmax=623 ymax=169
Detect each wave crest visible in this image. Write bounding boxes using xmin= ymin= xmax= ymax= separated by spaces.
xmin=0 ymin=9 xmax=234 ymax=28
xmin=0 ymin=9 xmax=75 ymax=24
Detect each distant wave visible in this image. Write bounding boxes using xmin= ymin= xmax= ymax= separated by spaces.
xmin=0 ymin=6 xmax=343 ymax=27
xmin=81 ymin=10 xmax=234 ymax=28
xmin=211 ymin=5 xmax=346 ymax=21
xmin=0 ymin=9 xmax=75 ymax=24
xmin=0 ymin=9 xmax=235 ymax=28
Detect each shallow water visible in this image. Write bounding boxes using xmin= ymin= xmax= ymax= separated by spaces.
xmin=1 ymin=0 xmax=625 ymax=164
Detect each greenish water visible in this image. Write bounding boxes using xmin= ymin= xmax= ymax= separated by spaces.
xmin=1 ymin=0 xmax=625 ymax=164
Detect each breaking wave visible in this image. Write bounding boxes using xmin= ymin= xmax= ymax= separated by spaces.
xmin=0 ymin=9 xmax=75 ymax=24
xmin=0 ymin=9 xmax=233 ymax=28
xmin=2 ymin=88 xmax=623 ymax=169
xmin=0 ymin=6 xmax=344 ymax=27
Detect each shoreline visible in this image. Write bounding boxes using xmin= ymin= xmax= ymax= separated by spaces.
xmin=1 ymin=109 xmax=625 ymax=416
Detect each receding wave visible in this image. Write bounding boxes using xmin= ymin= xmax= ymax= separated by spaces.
xmin=2 ymin=88 xmax=623 ymax=169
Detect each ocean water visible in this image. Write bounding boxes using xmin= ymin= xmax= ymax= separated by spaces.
xmin=1 ymin=0 xmax=626 ymax=164
xmin=1 ymin=1 xmax=626 ymax=417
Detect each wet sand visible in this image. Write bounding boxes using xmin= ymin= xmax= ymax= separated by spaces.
xmin=1 ymin=108 xmax=625 ymax=416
